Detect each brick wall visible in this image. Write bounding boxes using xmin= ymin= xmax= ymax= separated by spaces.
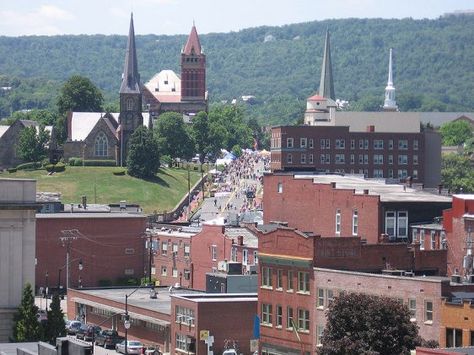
xmin=440 ymin=299 xmax=474 ymax=347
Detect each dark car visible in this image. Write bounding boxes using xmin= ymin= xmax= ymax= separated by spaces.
xmin=76 ymin=325 xmax=101 ymax=341
xmin=95 ymin=329 xmax=125 ymax=349
xmin=66 ymin=320 xmax=83 ymax=335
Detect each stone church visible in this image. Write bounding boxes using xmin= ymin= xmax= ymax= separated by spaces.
xmin=63 ymin=14 xmax=207 ymax=165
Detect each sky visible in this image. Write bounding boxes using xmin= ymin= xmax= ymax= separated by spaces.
xmin=0 ymin=0 xmax=473 ymax=36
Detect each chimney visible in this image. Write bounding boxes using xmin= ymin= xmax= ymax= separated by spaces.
xmin=330 ymin=182 xmax=336 ymax=188
xmin=81 ymin=195 xmax=87 ymax=209
xmin=238 ymin=235 xmax=244 ymax=246
xmin=367 ymin=125 xmax=375 ymax=132
xmin=363 ymin=189 xmax=369 ymax=195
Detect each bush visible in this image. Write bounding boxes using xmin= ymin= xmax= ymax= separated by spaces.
xmin=161 ymin=155 xmax=172 ymax=167
xmin=8 ymin=167 xmax=17 ymax=173
xmin=116 ymin=277 xmax=139 ymax=286
xmin=83 ymin=159 xmax=116 ymax=167
xmin=113 ymin=168 xmax=126 ymax=176
xmin=16 ymin=162 xmax=42 ymax=170
xmin=45 ymin=162 xmax=66 ymax=173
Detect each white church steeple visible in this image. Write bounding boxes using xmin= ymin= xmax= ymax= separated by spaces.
xmin=383 ymin=48 xmax=398 ymax=111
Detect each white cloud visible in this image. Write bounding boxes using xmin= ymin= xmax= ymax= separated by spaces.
xmin=0 ymin=4 xmax=75 ymax=36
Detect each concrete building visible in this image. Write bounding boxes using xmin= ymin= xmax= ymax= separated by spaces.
xmin=0 ymin=179 xmax=39 ymax=341
xmin=263 ymin=173 xmax=451 ymax=244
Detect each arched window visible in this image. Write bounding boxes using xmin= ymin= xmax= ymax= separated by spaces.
xmin=127 ymin=98 xmax=134 ymax=111
xmin=94 ymin=132 xmax=108 ymax=157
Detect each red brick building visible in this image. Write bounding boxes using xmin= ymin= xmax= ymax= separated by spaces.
xmin=36 ymin=212 xmax=147 ymax=290
xmin=263 ymin=173 xmax=451 ymax=244
xmin=149 ymin=224 xmax=258 ymax=291
xmin=270 ymin=125 xmax=441 ymax=187
xmin=170 ymin=293 xmax=257 ymax=355
xmin=256 ymin=225 xmax=467 ymax=354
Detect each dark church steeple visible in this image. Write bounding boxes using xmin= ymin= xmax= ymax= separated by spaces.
xmin=181 ymin=23 xmax=206 ymax=102
xmin=118 ymin=13 xmax=143 ymax=166
xmin=319 ymin=30 xmax=336 ymax=101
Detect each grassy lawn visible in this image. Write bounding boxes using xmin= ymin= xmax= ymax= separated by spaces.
xmin=5 ymin=166 xmax=201 ymax=213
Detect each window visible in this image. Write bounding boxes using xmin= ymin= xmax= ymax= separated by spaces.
xmin=277 ymin=182 xmax=283 ymax=193
xmin=373 ymin=140 xmax=384 ymax=149
xmin=243 ymin=249 xmax=248 ymax=265
xmin=326 ymin=289 xmax=334 ymax=305
xmin=413 ymin=139 xmax=419 ymax=150
xmin=162 ymin=242 xmax=168 ymax=255
xmin=409 ymin=299 xmax=417 ymax=320
xmin=297 ymin=308 xmax=310 ymax=331
xmin=287 ymin=307 xmax=294 ymax=329
xmin=335 ymin=209 xmax=341 ymax=235
xmin=175 ymin=306 xmax=195 ymax=326
xmin=335 ymin=154 xmax=345 ymax=164
xmin=431 ymin=231 xmax=436 ymax=250
xmin=398 ymin=139 xmax=408 ymax=150
xmin=350 ymin=139 xmax=355 ymax=149
xmin=413 ymin=155 xmax=418 ymax=165
xmin=420 ymin=230 xmax=425 ymax=250
xmin=287 ymin=138 xmax=294 ymax=148
xmin=471 ymin=330 xmax=474 ymax=346
xmin=172 ymin=243 xmax=178 ymax=253
xmin=320 ymin=139 xmax=326 ymax=149
xmin=276 ymin=305 xmax=283 ymax=327
xmin=412 ymin=228 xmax=418 ymax=243
xmin=287 ymin=154 xmax=293 ymax=164
xmin=94 ymin=132 xmax=108 ymax=157
xmin=287 ymin=270 xmax=294 ymax=291
xmin=335 ymin=139 xmax=345 ymax=149
xmin=424 ymin=300 xmax=433 ymax=322
xmin=388 ymin=169 xmax=394 ymax=178
xmin=398 ymin=155 xmax=408 ymax=165
xmin=317 ymin=288 xmax=325 ymax=308
xmin=254 ymin=250 xmax=258 ymax=264
xmin=317 ymin=325 xmax=324 ymax=346
xmin=374 ymin=154 xmax=384 ymax=165
xmin=398 ymin=169 xmax=408 ymax=179
xmin=309 ymin=139 xmax=314 ymax=148
xmin=261 ymin=304 xmax=272 ymax=326
xmin=446 ymin=328 xmax=463 ymax=348
xmin=441 ymin=231 xmax=447 ymax=250
xmin=298 ymin=272 xmax=310 ymax=293
xmin=309 ymin=154 xmax=314 ymax=164
xmin=175 ymin=333 xmax=187 ymax=351
xmin=352 ymin=210 xmax=358 ymax=236
xmin=184 ymin=269 xmax=190 ymax=280
xmin=385 ymin=211 xmax=396 ymax=237
xmin=359 ymin=139 xmax=364 ymax=149
xmin=364 ymin=154 xmax=369 ymax=164
xmin=211 ymin=245 xmax=217 ymax=261
xmin=350 ymin=154 xmax=355 ymax=164
xmin=358 ymin=154 xmax=363 ymax=164
xmin=184 ymin=244 xmax=190 ymax=257
xmin=320 ymin=154 xmax=326 ymax=164
xmin=413 ymin=169 xmax=418 ymax=179
xmin=397 ymin=211 xmax=408 ymax=238
xmin=374 ymin=169 xmax=384 ymax=178
xmin=325 ymin=139 xmax=330 ymax=149
xmin=172 ymin=268 xmax=178 ymax=278
xmin=126 ymin=98 xmax=134 ymax=110
xmin=230 ymin=247 xmax=237 ymax=262
xmin=325 ymin=154 xmax=331 ymax=164
xmin=388 ymin=155 xmax=393 ymax=165
xmin=262 ymin=267 xmax=272 ymax=288
xmin=161 ymin=266 xmax=167 ymax=276
xmin=389 ymin=139 xmax=394 ymax=150
xmin=277 ymin=269 xmax=283 ymax=289
xmin=300 ymin=138 xmax=307 ymax=148
xmin=301 ymin=154 xmax=306 ymax=164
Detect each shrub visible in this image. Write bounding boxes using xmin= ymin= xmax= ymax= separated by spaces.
xmin=16 ymin=162 xmax=42 ymax=170
xmin=161 ymin=155 xmax=172 ymax=167
xmin=45 ymin=162 xmax=66 ymax=173
xmin=8 ymin=167 xmax=17 ymax=173
xmin=83 ymin=159 xmax=116 ymax=167
xmin=113 ymin=168 xmax=126 ymax=176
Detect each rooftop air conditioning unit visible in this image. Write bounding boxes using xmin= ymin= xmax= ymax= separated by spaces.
xmin=217 ymin=261 xmax=227 ymax=272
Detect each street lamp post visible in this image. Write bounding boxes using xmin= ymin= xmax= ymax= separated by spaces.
xmin=45 ymin=271 xmax=49 ymax=309
xmin=123 ymin=285 xmax=152 ymax=355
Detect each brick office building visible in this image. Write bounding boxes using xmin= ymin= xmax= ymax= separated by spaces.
xmin=263 ymin=173 xmax=451 ymax=244
xmin=170 ymin=293 xmax=257 ymax=355
xmin=439 ymin=295 xmax=474 ymax=348
xmin=257 ymin=225 xmax=473 ymax=354
xmin=149 ymin=223 xmax=258 ymax=291
xmin=411 ymin=194 xmax=474 ymax=277
xmin=36 ymin=212 xmax=147 ymax=290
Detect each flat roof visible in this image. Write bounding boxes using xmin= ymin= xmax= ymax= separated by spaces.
xmin=36 ymin=213 xmax=145 ymax=219
xmin=72 ymin=287 xmax=203 ymax=315
xmin=291 ymin=174 xmax=452 ymax=203
xmin=171 ymin=293 xmax=257 ymax=303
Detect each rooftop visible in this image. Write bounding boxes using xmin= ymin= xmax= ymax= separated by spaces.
xmin=171 ymin=293 xmax=257 ymax=303
xmin=225 ymin=227 xmax=258 ymax=248
xmin=292 ymin=173 xmax=452 ymax=203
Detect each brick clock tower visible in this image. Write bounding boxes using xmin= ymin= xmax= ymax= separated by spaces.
xmin=118 ymin=13 xmax=143 ymax=166
xmin=181 ymin=24 xmax=206 ymax=101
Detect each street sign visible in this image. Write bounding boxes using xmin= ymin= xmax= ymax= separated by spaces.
xmin=200 ymin=330 xmax=209 ymax=341
xmin=250 ymin=339 xmax=259 ymax=352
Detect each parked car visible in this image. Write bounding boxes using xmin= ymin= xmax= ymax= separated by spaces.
xmin=66 ymin=320 xmax=83 ymax=335
xmin=95 ymin=329 xmax=125 ymax=349
xmin=76 ymin=325 xmax=101 ymax=341
xmin=116 ymin=340 xmax=143 ymax=355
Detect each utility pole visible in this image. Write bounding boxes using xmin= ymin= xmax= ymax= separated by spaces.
xmin=59 ymin=229 xmax=80 ymax=290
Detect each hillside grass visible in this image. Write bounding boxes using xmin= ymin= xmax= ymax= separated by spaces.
xmin=5 ymin=166 xmax=201 ymax=213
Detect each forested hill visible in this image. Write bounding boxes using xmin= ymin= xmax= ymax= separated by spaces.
xmin=1 ymin=15 xmax=474 ymax=125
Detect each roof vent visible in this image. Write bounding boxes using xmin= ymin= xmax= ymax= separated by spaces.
xmin=363 ymin=189 xmax=369 ymax=195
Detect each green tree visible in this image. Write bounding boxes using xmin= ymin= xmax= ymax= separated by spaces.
xmin=154 ymin=112 xmax=194 ymax=162
xmin=56 ymin=75 xmax=104 ymax=115
xmin=319 ymin=293 xmax=419 ymax=355
xmin=44 ymin=293 xmax=66 ymax=344
xmin=16 ymin=125 xmax=50 ymax=163
xmin=12 ymin=283 xmax=42 ymax=342
xmin=439 ymin=120 xmax=473 ymax=146
xmin=190 ymin=111 xmax=211 ymax=163
xmin=441 ymin=153 xmax=474 ymax=193
xmin=127 ymin=126 xmax=160 ymax=178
